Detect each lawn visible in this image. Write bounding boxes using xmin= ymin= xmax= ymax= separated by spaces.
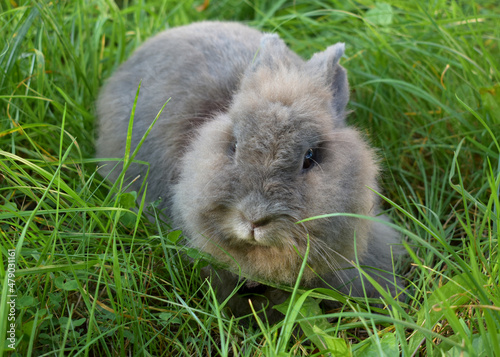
xmin=0 ymin=0 xmax=499 ymax=356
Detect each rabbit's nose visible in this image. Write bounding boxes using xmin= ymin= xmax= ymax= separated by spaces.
xmin=230 ymin=211 xmax=275 ymax=245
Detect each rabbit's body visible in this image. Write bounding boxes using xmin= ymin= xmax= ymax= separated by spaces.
xmin=97 ymin=23 xmax=264 ymax=198
xmin=97 ymin=21 xmax=402 ymax=313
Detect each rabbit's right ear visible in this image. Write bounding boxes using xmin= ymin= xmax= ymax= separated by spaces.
xmin=306 ymin=43 xmax=349 ymax=125
xmin=250 ymin=34 xmax=290 ymax=71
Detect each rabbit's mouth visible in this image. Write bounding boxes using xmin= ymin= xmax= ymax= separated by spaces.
xmin=209 ymin=240 xmax=318 ymax=285
xmin=188 ymin=206 xmax=325 ymax=284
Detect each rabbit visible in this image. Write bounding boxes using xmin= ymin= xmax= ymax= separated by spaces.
xmin=96 ymin=21 xmax=404 ymax=318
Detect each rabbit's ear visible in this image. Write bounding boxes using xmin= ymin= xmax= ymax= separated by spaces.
xmin=306 ymin=43 xmax=349 ymax=124
xmin=251 ymin=34 xmax=289 ymax=71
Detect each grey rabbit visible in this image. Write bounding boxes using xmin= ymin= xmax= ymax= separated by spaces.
xmin=96 ymin=21 xmax=404 ymax=318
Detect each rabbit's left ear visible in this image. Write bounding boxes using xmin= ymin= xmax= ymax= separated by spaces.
xmin=250 ymin=34 xmax=290 ymax=71
xmin=306 ymin=43 xmax=349 ymax=124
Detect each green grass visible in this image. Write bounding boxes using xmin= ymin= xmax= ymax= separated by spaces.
xmin=1 ymin=0 xmax=499 ymax=355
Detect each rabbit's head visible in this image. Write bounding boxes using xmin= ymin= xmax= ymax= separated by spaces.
xmin=172 ymin=35 xmax=379 ymax=285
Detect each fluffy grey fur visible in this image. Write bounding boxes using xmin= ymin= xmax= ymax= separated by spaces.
xmin=96 ymin=21 xmax=403 ymax=316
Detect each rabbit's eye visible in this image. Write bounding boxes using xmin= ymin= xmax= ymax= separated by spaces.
xmin=228 ymin=141 xmax=238 ymax=156
xmin=302 ymin=148 xmax=317 ymax=171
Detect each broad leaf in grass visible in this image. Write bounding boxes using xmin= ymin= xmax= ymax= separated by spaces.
xmin=352 ymin=332 xmax=398 ymax=357
xmin=1 ymin=201 xmax=18 ymax=212
xmin=312 ymin=325 xmax=352 ymax=356
xmin=275 ymin=295 xmax=351 ymax=356
xmin=118 ymin=191 xmax=137 ymax=209
xmin=159 ymin=312 xmax=182 ymax=325
xmin=118 ymin=191 xmax=138 ymax=227
xmin=54 ymin=276 xmax=79 ymax=291
xmin=118 ymin=211 xmax=138 ymax=228
xmin=365 ymin=3 xmax=393 ymax=26
xmin=442 ymin=333 xmax=489 ymax=357
xmin=123 ymin=329 xmax=135 ymax=343
xmin=167 ymin=230 xmax=183 ymax=244
xmin=17 ymin=295 xmax=36 ymax=308
xmin=59 ymin=317 xmax=86 ymax=328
